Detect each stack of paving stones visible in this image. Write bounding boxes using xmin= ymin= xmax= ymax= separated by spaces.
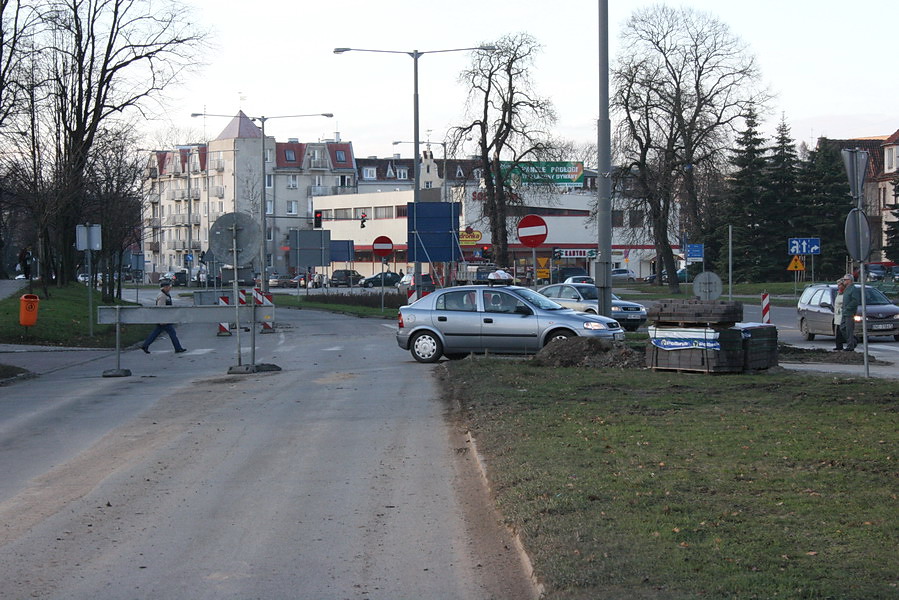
xmin=646 ymin=299 xmax=777 ymax=373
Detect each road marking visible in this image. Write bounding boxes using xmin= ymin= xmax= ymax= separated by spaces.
xmin=322 ymin=346 xmax=343 ymax=352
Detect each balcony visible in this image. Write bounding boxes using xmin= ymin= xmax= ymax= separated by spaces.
xmin=146 ymin=193 xmax=160 ymax=203
xmin=308 ymin=185 xmax=334 ymax=197
xmin=145 ymin=217 xmax=161 ymax=228
xmin=146 ymin=241 xmax=160 ymax=253
xmin=210 ymin=159 xmax=225 ymax=171
xmin=309 ymin=159 xmax=330 ymax=170
xmin=213 ymin=186 xmax=225 ymax=198
xmin=189 ymin=188 xmax=201 ymax=199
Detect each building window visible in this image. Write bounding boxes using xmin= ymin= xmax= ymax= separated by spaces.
xmin=266 ymin=198 xmax=273 ymax=215
xmin=337 ymin=174 xmax=353 ymax=187
xmin=266 ymin=228 xmax=273 ymax=241
xmin=266 ymin=174 xmax=273 ymax=188
xmin=363 ymin=167 xmax=377 ymax=180
xmin=265 ymin=148 xmax=273 ymax=163
xmin=354 ymin=207 xmax=369 ymax=219
xmin=287 ymin=200 xmax=298 ymax=214
xmin=287 ymin=174 xmax=299 ymax=189
xmin=334 ymin=208 xmax=352 ymax=220
xmin=374 ymin=206 xmax=393 ymax=219
xmin=628 ymin=210 xmax=643 ymax=228
xmin=335 ymin=150 xmax=346 ymax=162
xmin=397 ymin=167 xmax=409 ymax=180
xmin=424 ymin=181 xmax=433 ymax=189
xmin=395 ymin=205 xmax=408 ymax=218
xmin=285 ymin=149 xmax=296 ymax=162
xmin=612 ymin=210 xmax=624 ymax=228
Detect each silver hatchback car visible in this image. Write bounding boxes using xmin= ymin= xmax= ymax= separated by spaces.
xmin=396 ymin=285 xmax=625 ymax=363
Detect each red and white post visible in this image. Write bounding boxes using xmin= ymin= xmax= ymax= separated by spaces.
xmin=761 ymin=290 xmax=771 ymax=324
xmin=217 ymin=294 xmax=232 ymax=336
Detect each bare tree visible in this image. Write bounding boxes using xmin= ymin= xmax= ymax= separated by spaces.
xmin=36 ymin=0 xmax=206 ymax=283
xmin=612 ymin=5 xmax=767 ymax=289
xmin=449 ymin=33 xmax=556 ymax=267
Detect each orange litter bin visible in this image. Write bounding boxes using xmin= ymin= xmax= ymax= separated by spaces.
xmin=19 ymin=294 xmax=39 ymax=327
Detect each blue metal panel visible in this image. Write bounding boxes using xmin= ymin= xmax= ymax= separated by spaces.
xmin=407 ymin=202 xmax=461 ymax=262
xmin=330 ymin=240 xmax=355 ymax=263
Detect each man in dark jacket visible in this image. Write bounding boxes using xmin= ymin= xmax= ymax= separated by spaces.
xmin=141 ymin=280 xmax=187 ymax=354
xmin=839 ymin=274 xmax=861 ymax=351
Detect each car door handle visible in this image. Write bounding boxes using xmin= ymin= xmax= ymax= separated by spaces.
xmin=438 ymin=316 xmax=447 ymax=321
xmin=483 ymin=318 xmax=493 ymax=323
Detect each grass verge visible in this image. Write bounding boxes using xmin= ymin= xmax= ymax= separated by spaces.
xmin=0 ymin=283 xmax=150 ymax=347
xmin=440 ymin=358 xmax=898 ymax=599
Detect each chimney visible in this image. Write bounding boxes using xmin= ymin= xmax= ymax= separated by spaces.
xmin=288 ymin=138 xmax=299 ymax=143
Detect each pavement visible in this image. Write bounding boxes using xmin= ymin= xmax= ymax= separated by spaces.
xmin=2 ymin=278 xmax=897 ymax=383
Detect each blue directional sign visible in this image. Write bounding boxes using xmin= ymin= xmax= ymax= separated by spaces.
xmin=788 ymin=237 xmax=821 ymax=255
xmin=686 ymin=243 xmax=704 ymax=261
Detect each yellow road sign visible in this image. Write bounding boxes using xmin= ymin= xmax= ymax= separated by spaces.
xmin=787 ymin=255 xmax=805 ymax=271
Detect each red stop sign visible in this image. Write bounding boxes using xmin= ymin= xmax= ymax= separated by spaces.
xmin=372 ymin=235 xmax=393 ymax=257
xmin=517 ymin=214 xmax=548 ymax=248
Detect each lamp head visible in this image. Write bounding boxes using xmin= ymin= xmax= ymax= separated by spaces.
xmin=190 ymin=113 xmax=203 ymax=117
xmin=322 ymin=113 xmax=334 ymax=118
xmin=479 ymin=45 xmax=497 ymax=52
xmin=333 ymin=48 xmax=350 ymax=54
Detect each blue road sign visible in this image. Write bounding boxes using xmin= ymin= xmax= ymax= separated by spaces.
xmin=185 ymin=253 xmax=193 ymax=262
xmin=787 ymin=238 xmax=821 ymax=255
xmin=686 ymin=243 xmax=704 ymax=260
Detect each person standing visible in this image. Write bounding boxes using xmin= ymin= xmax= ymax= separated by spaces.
xmin=17 ymin=247 xmax=31 ymax=279
xmin=832 ymin=277 xmax=846 ymax=351
xmin=141 ymin=280 xmax=187 ymax=354
xmin=839 ymin=274 xmax=861 ymax=352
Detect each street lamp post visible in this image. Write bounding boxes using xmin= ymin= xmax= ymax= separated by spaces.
xmin=191 ymin=112 xmax=333 ymax=292
xmin=335 ymin=45 xmax=494 ymax=297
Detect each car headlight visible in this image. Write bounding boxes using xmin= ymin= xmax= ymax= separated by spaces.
xmin=583 ymin=321 xmax=608 ymax=330
xmin=854 ymin=315 xmax=863 ymax=323
xmin=611 ymin=306 xmax=622 ymax=312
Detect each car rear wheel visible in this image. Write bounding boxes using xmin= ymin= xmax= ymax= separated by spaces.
xmin=799 ymin=318 xmax=815 ymax=341
xmin=365 ymin=281 xmax=374 ymax=288
xmin=410 ymin=331 xmax=443 ymax=363
xmin=544 ymin=329 xmax=573 ymax=346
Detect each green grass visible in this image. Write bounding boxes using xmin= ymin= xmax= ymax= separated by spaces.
xmin=442 ymin=359 xmax=899 ymax=599
xmin=0 ymin=283 xmax=151 ymax=347
xmin=271 ymin=289 xmax=404 ymax=318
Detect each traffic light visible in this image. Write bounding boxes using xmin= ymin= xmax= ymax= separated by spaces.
xmin=552 ymin=247 xmax=562 ymax=260
xmin=482 ymin=245 xmax=492 ymax=260
xmin=360 ymin=212 xmax=367 ymax=228
xmin=314 ymin=210 xmax=322 ymax=228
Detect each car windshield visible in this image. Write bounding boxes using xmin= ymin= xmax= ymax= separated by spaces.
xmin=577 ymin=286 xmax=599 ymax=300
xmin=862 ymin=286 xmax=891 ymax=305
xmin=513 ymin=287 xmax=566 ymax=310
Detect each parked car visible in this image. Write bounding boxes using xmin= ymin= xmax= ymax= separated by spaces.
xmin=563 ymin=275 xmax=594 ymax=284
xmin=797 ymin=283 xmax=899 ymax=342
xmin=396 ymin=285 xmax=625 ymax=363
xmin=268 ymin=273 xmax=292 ymax=288
xmin=537 ymin=283 xmax=648 ymax=331
xmin=329 ymin=269 xmax=364 ymax=287
xmin=396 ymin=272 xmax=437 ymax=293
xmin=644 ymin=268 xmax=688 ymax=284
xmin=163 ymin=270 xmax=188 ymax=286
xmin=611 ymin=268 xmax=637 ymax=283
xmin=361 ymin=271 xmax=401 ymax=288
xmin=548 ymin=266 xmax=589 ymax=284
xmin=853 ymin=262 xmax=896 ymax=282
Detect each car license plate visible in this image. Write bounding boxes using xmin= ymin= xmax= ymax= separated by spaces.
xmin=614 ymin=332 xmax=625 ymax=341
xmin=870 ymin=323 xmax=892 ymax=330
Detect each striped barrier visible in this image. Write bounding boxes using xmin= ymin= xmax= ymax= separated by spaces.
xmin=217 ymin=294 xmax=232 ymax=335
xmin=761 ymin=291 xmax=770 ymax=324
xmin=252 ymin=288 xmax=275 ymax=333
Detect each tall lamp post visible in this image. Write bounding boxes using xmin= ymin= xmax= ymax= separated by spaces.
xmin=191 ymin=112 xmax=333 ymax=292
xmin=335 ymin=45 xmax=494 ymax=297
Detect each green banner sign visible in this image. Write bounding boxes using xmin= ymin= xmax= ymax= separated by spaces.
xmin=501 ymin=161 xmax=584 ymax=187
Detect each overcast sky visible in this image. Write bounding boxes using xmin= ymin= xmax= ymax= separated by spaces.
xmin=152 ymin=0 xmax=897 ymax=159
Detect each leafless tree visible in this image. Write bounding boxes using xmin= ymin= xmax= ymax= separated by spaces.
xmin=449 ymin=33 xmax=556 ymax=267
xmin=32 ymin=0 xmax=206 ymax=283
xmin=612 ymin=5 xmax=767 ymax=289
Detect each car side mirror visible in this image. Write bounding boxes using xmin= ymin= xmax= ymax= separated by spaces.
xmin=820 ymin=302 xmax=833 ymax=310
xmin=515 ymin=305 xmax=533 ymax=316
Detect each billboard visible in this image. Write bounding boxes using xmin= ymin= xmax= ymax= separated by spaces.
xmin=500 ymin=161 xmax=584 ymax=187
xmin=408 ymin=202 xmax=462 ymax=262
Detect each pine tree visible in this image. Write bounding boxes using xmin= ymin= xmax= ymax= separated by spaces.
xmin=761 ymin=116 xmax=801 ymax=281
xmin=717 ymin=107 xmax=768 ymax=283
xmin=795 ymin=139 xmax=852 ymax=280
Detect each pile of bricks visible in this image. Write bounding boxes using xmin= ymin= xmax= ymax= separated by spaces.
xmin=645 ymin=299 xmax=777 ymax=373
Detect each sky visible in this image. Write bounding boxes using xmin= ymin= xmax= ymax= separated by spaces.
xmin=151 ymin=0 xmax=898 ymax=160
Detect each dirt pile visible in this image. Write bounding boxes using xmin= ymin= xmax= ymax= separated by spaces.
xmin=531 ymin=337 xmax=645 ymax=369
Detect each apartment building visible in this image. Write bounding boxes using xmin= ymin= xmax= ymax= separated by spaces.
xmin=141 ymin=111 xmax=356 ymax=277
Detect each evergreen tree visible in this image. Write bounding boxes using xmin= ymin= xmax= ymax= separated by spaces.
xmin=795 ymin=139 xmax=852 ymax=280
xmin=761 ymin=116 xmax=801 ymax=281
xmin=884 ymin=173 xmax=899 ymax=263
xmin=716 ymin=107 xmax=768 ymax=282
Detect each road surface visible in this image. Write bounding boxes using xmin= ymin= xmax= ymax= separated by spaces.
xmin=0 ymin=307 xmax=537 ymax=599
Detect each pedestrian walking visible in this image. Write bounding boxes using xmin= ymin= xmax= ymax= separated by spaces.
xmin=839 ymin=274 xmax=860 ymax=352
xmin=17 ymin=247 xmax=31 ymax=279
xmin=141 ymin=280 xmax=187 ymax=354
xmin=833 ymin=277 xmax=846 ymax=351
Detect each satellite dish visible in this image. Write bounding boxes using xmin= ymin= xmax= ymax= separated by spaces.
xmin=208 ymin=212 xmax=261 ymax=268
xmin=692 ymin=271 xmax=723 ymax=301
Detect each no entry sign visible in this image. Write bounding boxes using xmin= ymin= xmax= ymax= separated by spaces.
xmin=517 ymin=214 xmax=548 ymax=248
xmin=372 ymin=235 xmax=393 ymax=257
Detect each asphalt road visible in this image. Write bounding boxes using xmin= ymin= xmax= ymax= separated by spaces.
xmin=0 ymin=306 xmax=536 ymax=599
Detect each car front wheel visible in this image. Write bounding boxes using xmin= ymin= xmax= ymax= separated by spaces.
xmin=544 ymin=329 xmax=573 ymax=346
xmin=799 ymin=318 xmax=815 ymax=341
xmin=410 ymin=331 xmax=443 ymax=363
xmin=365 ymin=281 xmax=374 ymax=288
